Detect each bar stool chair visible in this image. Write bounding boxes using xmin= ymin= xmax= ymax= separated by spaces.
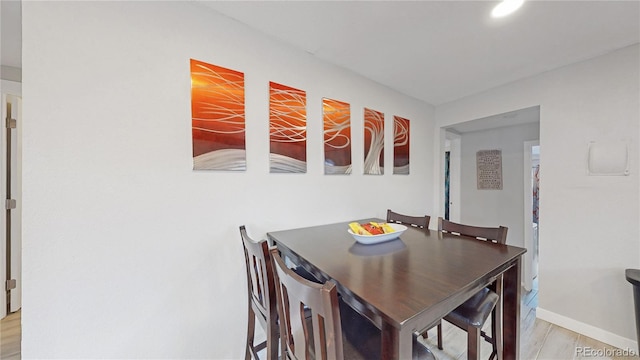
xmin=270 ymin=248 xmax=435 ymax=360
xmin=422 ymin=218 xmax=508 ymax=360
xmin=240 ymin=225 xmax=279 ymax=360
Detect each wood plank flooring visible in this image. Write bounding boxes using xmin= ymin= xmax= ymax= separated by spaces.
xmin=418 ymin=283 xmax=638 ymax=360
xmin=1 ymin=286 xmax=637 ymax=360
xmin=1 ymin=309 xmax=20 ymax=360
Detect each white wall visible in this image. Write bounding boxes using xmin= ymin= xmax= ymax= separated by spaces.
xmin=0 ymin=66 xmax=22 ymax=83
xmin=21 ymin=2 xmax=435 ymax=358
xmin=459 ymin=122 xmax=540 ymax=248
xmin=435 ymin=44 xmax=640 ymax=349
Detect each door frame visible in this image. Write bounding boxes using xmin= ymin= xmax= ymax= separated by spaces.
xmin=1 ymin=79 xmax=22 ymax=315
xmin=523 ymin=140 xmax=539 ymax=291
xmin=446 ymin=131 xmax=461 ymax=222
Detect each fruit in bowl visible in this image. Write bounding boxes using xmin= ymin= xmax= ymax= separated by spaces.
xmin=349 ymin=222 xmax=396 ymax=236
xmin=348 ymin=222 xmax=407 ymax=244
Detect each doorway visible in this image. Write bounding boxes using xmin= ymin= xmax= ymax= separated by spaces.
xmin=1 ymin=81 xmax=22 ymax=319
xmin=443 ymin=131 xmax=461 ymax=222
xmin=444 ymin=150 xmax=450 ymax=220
xmin=440 ymin=106 xmax=540 ymax=293
xmin=523 ymin=141 xmax=539 ymax=291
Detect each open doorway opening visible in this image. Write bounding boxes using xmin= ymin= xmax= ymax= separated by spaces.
xmin=444 ymin=150 xmax=450 ymax=220
xmin=443 ymin=131 xmax=461 ymax=222
xmin=1 ymin=87 xmax=21 ymax=316
xmin=440 ymin=106 xmax=540 ymax=294
xmin=1 ymin=81 xmax=22 ymax=360
xmin=524 ymin=141 xmax=540 ymax=291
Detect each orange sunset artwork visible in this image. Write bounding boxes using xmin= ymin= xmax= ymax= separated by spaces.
xmin=269 ymin=82 xmax=307 ymax=173
xmin=323 ymin=98 xmax=352 ymax=174
xmin=191 ymin=59 xmax=246 ymax=170
xmin=393 ymin=116 xmax=410 ymax=174
xmin=364 ymin=108 xmax=384 ymax=175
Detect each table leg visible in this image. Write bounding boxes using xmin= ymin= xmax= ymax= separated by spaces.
xmin=502 ymin=258 xmax=522 ymax=360
xmin=381 ymin=322 xmax=412 ymax=360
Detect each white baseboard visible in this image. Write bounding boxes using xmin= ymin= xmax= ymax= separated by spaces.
xmin=537 ymin=307 xmax=638 ymax=352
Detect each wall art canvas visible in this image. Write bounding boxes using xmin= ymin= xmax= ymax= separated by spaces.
xmin=190 ymin=59 xmax=246 ymax=171
xmin=269 ymin=82 xmax=307 ymax=173
xmin=363 ymin=108 xmax=384 ymax=175
xmin=477 ymin=149 xmax=503 ymax=190
xmin=393 ymin=116 xmax=410 ymax=174
xmin=322 ymin=98 xmax=352 ymax=174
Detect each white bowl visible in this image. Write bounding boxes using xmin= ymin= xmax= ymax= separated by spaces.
xmin=347 ymin=223 xmax=407 ymax=245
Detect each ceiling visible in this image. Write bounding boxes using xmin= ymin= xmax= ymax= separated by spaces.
xmin=1 ymin=0 xmax=21 ymax=69
xmin=2 ymin=0 xmax=639 ymax=109
xmin=198 ymin=0 xmax=640 ymax=106
xmin=446 ymin=105 xmax=540 ymax=134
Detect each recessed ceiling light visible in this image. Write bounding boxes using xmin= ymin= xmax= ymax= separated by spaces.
xmin=491 ymin=0 xmax=525 ymax=18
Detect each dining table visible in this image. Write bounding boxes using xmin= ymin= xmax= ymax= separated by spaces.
xmin=267 ymin=218 xmax=526 ymax=360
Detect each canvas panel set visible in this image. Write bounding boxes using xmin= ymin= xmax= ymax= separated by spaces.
xmin=190 ymin=58 xmax=410 ymax=175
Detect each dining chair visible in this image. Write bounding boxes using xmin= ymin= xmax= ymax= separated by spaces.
xmin=386 ymin=209 xmax=431 ymax=230
xmin=422 ymin=217 xmax=508 ymax=360
xmin=240 ymin=225 xmax=279 ymax=360
xmin=270 ymin=248 xmax=435 ymax=360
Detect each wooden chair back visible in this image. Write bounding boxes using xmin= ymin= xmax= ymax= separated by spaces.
xmin=240 ymin=225 xmax=279 ymax=360
xmin=270 ymin=248 xmax=345 ymax=360
xmin=438 ymin=217 xmax=508 ymax=244
xmin=387 ymin=209 xmax=430 ymax=230
xmin=437 ymin=218 xmax=507 ymax=360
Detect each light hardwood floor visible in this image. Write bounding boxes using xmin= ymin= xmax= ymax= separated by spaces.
xmin=1 ymin=309 xmax=20 ymax=360
xmin=419 ymin=283 xmax=639 ymax=360
xmin=1 ymin=288 xmax=637 ymax=360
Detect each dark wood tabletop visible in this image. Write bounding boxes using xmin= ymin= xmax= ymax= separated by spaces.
xmin=268 ymin=218 xmax=526 ymax=360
